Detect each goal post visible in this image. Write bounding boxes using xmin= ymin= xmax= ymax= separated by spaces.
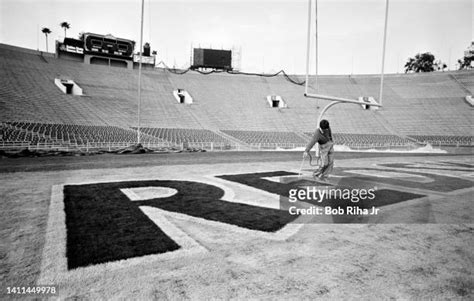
xmin=303 ymin=0 xmax=388 ymax=113
xmin=304 ymin=92 xmax=383 ymax=107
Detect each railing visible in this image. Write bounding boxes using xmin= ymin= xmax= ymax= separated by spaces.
xmin=248 ymin=143 xmax=307 ymax=150
xmin=2 ymin=140 xmax=468 ymax=152
xmin=0 ymin=141 xmax=241 ymax=152
xmin=246 ymin=142 xmax=418 ymax=150
xmin=0 ymin=141 xmax=175 ymax=152
xmin=345 ymin=143 xmax=418 ymax=151
xmin=0 ymin=141 xmax=36 ymax=149
xmin=72 ymin=141 xmax=174 ymax=152
xmin=413 ymin=140 xmax=473 ymax=147
xmin=182 ymin=142 xmax=240 ymax=151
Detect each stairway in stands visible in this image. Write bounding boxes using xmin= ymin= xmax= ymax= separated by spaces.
xmin=448 ymin=74 xmax=472 ymax=95
xmin=373 ymin=111 xmax=420 ymax=145
xmin=213 ymin=130 xmax=252 ymax=150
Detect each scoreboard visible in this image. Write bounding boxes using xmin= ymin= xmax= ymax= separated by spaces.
xmin=61 ymin=33 xmax=135 ymax=59
xmin=192 ymin=48 xmax=232 ymax=71
xmin=83 ymin=33 xmax=135 ymax=57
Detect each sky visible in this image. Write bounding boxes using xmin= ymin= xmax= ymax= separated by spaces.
xmin=0 ymin=0 xmax=472 ymax=75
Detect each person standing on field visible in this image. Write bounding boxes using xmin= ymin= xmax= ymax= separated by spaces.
xmin=303 ymin=119 xmax=334 ymax=181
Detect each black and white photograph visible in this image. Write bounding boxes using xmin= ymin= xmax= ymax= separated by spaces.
xmin=1 ymin=0 xmax=473 ymax=299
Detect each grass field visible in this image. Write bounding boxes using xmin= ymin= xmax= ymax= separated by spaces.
xmin=1 ymin=151 xmax=473 ymax=299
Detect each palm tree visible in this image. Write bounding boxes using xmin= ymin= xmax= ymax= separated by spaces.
xmin=41 ymin=27 xmax=52 ymax=52
xmin=60 ymin=21 xmax=70 ymax=38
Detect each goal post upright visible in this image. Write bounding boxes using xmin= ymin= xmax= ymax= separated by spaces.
xmin=314 ymin=0 xmax=318 ymax=92
xmin=304 ymin=0 xmax=312 ymax=96
xmin=379 ymin=0 xmax=390 ymax=107
xmin=303 ymin=0 xmax=387 ymax=125
xmin=137 ymin=0 xmax=145 ymax=145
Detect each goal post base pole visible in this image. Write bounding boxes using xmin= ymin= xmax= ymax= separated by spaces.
xmin=303 ymin=94 xmax=383 ymax=130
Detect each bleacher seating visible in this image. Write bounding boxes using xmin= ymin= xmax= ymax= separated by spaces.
xmin=137 ymin=127 xmax=230 ymax=145
xmin=1 ymin=123 xmax=53 ymax=145
xmin=304 ymin=132 xmax=414 ymax=147
xmin=0 ymin=43 xmax=472 ymax=149
xmin=408 ymin=135 xmax=472 ymax=146
xmin=6 ymin=122 xmax=164 ymax=145
xmin=222 ymin=130 xmax=307 ymax=147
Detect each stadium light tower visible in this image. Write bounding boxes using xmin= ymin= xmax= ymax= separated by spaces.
xmin=304 ymin=0 xmax=387 ymax=126
xmin=137 ymin=0 xmax=145 ymax=144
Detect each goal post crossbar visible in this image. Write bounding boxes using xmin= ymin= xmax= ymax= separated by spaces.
xmin=303 ymin=0 xmax=389 ymax=110
xmin=304 ymin=92 xmax=382 ymax=107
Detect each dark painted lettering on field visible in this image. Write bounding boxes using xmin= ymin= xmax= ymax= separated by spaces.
xmin=64 ymin=180 xmax=298 ymax=269
xmin=217 ymin=171 xmax=425 ymax=208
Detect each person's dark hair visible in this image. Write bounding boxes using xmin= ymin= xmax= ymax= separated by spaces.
xmin=320 ymin=119 xmax=330 ymax=129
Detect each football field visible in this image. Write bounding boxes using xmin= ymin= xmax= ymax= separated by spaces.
xmin=1 ymin=151 xmax=473 ymax=299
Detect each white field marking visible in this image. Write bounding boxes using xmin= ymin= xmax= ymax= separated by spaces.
xmin=326 ymin=174 xmax=344 ymax=178
xmin=153 ymin=206 xmax=306 ymax=241
xmin=39 ymin=178 xmax=305 ymax=285
xmin=115 ymin=179 xmax=306 ymax=241
xmin=37 ymin=184 xmax=67 ymax=285
xmin=398 ymin=163 xmax=449 ymax=170
xmin=120 ymin=187 xmax=178 ymax=201
xmin=58 ymin=175 xmax=269 ymax=208
xmin=261 ymin=175 xmax=318 ymax=184
xmin=139 ymin=206 xmax=207 ymax=252
xmin=438 ymin=161 xmax=474 ymax=169
xmin=262 ymin=176 xmax=292 ymax=183
xmin=38 ymin=184 xmax=207 ymax=285
xmin=344 ymin=169 xmax=432 ymax=183
xmin=180 ymin=175 xmax=306 ymax=237
xmin=374 ymin=162 xmax=474 ymax=177
xmin=203 ymin=175 xmax=281 ymax=209
xmin=125 ymin=184 xmax=305 ymax=240
xmin=376 ymin=167 xmax=474 ymax=178
xmin=276 ymin=174 xmax=345 ymax=183
xmin=260 ymin=174 xmax=347 ymax=183
xmin=58 ymin=173 xmax=285 ymax=209
xmin=405 ymin=160 xmax=473 ymax=168
xmin=201 ymin=175 xmax=236 ymax=203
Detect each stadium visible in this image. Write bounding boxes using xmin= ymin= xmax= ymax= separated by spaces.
xmin=1 ymin=0 xmax=473 ymax=299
